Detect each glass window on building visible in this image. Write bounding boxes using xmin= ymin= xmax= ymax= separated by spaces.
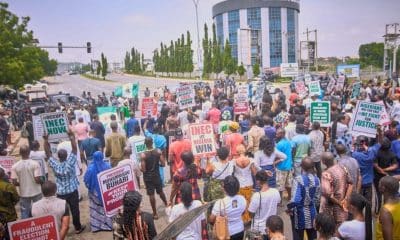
xmin=269 ymin=7 xmax=282 ymax=67
xmin=287 ymin=9 xmax=296 ymax=63
xmin=228 ymin=10 xmax=240 ymax=60
xmin=247 ymin=8 xmax=261 ymax=65
xmin=216 ymin=14 xmax=224 ymax=46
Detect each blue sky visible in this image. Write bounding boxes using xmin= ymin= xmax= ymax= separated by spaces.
xmin=6 ymin=0 xmax=400 ymax=63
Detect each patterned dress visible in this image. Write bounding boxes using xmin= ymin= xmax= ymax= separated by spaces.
xmin=289 ymin=173 xmax=321 ymax=230
xmin=320 ymin=164 xmax=352 ymax=226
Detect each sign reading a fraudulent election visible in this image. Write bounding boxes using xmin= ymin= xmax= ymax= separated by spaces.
xmin=40 ymin=112 xmax=69 ymax=142
xmin=177 ymin=85 xmax=196 ymax=109
xmin=8 ymin=215 xmax=59 ymax=240
xmin=189 ymin=123 xmax=217 ymax=157
xmin=349 ymin=101 xmax=383 ymax=138
xmin=98 ymin=164 xmax=136 ymax=217
xmin=310 ymin=101 xmax=331 ymax=126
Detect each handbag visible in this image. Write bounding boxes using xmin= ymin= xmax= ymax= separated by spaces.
xmin=204 ymin=162 xmax=230 ymax=202
xmin=244 ymin=192 xmax=263 ymax=240
xmin=213 ymin=199 xmax=230 ymax=240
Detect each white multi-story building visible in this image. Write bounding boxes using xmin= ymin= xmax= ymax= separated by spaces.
xmin=212 ymin=0 xmax=300 ymax=70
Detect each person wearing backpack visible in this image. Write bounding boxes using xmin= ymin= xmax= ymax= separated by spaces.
xmin=209 ymin=176 xmax=246 ymax=240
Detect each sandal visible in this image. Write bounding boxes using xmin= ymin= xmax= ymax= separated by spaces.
xmin=75 ymin=225 xmax=86 ymax=234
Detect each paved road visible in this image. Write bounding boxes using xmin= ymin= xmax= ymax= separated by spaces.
xmin=42 ymin=74 xmax=294 ymax=239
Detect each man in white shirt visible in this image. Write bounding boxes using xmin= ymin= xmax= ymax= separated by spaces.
xmin=117 ymin=147 xmax=141 ymax=189
xmin=105 ymin=114 xmax=125 ymax=137
xmin=29 ymin=140 xmax=48 ymax=180
xmin=11 ymin=145 xmax=43 ymax=219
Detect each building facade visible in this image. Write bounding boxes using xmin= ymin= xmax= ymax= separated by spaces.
xmin=212 ymin=0 xmax=300 ymax=70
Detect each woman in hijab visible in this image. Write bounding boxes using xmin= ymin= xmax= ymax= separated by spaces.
xmin=122 ymin=191 xmax=157 ymax=240
xmin=84 ymin=151 xmax=113 ymax=232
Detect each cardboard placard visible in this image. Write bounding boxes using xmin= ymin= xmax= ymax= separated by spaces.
xmin=8 ymin=215 xmax=59 ymax=240
xmin=177 ymin=85 xmax=196 ymax=110
xmin=310 ymin=101 xmax=331 ymax=126
xmin=141 ymin=97 xmax=157 ymax=117
xmin=326 ymin=77 xmax=336 ymax=93
xmin=336 ymin=76 xmax=345 ymax=90
xmin=189 ymin=123 xmax=217 ymax=157
xmin=40 ymin=112 xmax=69 ymax=143
xmin=308 ymin=81 xmax=321 ymax=96
xmin=349 ymin=101 xmax=383 ymax=138
xmin=295 ymin=81 xmax=307 ymax=97
xmin=32 ymin=115 xmax=44 ymax=141
xmin=0 ymin=156 xmax=15 ymax=174
xmin=233 ymin=102 xmax=249 ymax=114
xmin=351 ymin=82 xmax=361 ymax=99
xmin=98 ymin=164 xmax=136 ymax=217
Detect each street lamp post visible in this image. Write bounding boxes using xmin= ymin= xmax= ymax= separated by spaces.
xmin=192 ymin=0 xmax=202 ymax=81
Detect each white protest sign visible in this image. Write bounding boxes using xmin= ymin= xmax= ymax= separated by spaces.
xmin=304 ymin=73 xmax=312 ymax=85
xmin=336 ymin=76 xmax=345 ymax=90
xmin=40 ymin=112 xmax=69 ymax=142
xmin=326 ymin=77 xmax=336 ymax=93
xmin=349 ymin=101 xmax=383 ymax=138
xmin=177 ymin=85 xmax=196 ymax=110
xmin=98 ymin=164 xmax=137 ymax=217
xmin=280 ymin=63 xmax=299 ymax=77
xmin=308 ymin=81 xmax=321 ymax=96
xmin=32 ymin=115 xmax=44 ymax=141
xmin=189 ymin=123 xmax=217 ymax=157
xmin=235 ymin=85 xmax=248 ymax=102
xmin=295 ymin=81 xmax=307 ymax=97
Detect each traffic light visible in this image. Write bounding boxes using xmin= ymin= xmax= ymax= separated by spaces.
xmin=87 ymin=42 xmax=91 ymax=53
xmin=58 ymin=42 xmax=62 ymax=53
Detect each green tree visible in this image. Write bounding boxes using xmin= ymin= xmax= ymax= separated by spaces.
xmin=96 ymin=61 xmax=101 ymax=76
xmin=359 ymin=42 xmax=400 ymax=70
xmin=253 ymin=63 xmax=260 ymax=77
xmin=211 ymin=23 xmax=223 ymax=74
xmin=124 ymin=51 xmax=131 ymax=72
xmin=101 ymin=53 xmax=108 ymax=79
xmin=237 ymin=63 xmax=246 ymax=79
xmin=186 ymin=31 xmax=194 ymax=72
xmin=38 ymin=50 xmax=57 ymax=76
xmin=0 ymin=3 xmax=51 ymax=88
xmin=202 ymin=23 xmax=212 ymax=77
xmin=223 ymin=40 xmax=236 ymax=75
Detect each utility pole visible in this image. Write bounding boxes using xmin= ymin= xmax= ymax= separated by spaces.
xmin=192 ymin=0 xmax=202 ymax=81
xmin=302 ymin=28 xmax=318 ymax=72
xmin=384 ymin=23 xmax=399 ymax=94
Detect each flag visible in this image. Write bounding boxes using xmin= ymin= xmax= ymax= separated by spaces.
xmin=97 ymin=107 xmax=118 ymax=125
xmin=115 ymin=83 xmax=139 ymax=98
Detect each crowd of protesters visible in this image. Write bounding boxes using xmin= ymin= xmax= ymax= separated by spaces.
xmin=1 ymin=75 xmax=400 ymax=240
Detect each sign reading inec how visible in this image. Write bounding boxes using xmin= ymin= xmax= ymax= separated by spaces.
xmin=8 ymin=215 xmax=59 ymax=240
xmin=40 ymin=112 xmax=69 ymax=142
xmin=98 ymin=164 xmax=136 ymax=217
xmin=337 ymin=64 xmax=360 ymax=78
xmin=310 ymin=101 xmax=331 ymax=126
xmin=349 ymin=101 xmax=383 ymax=138
xmin=308 ymin=81 xmax=321 ymax=96
xmin=280 ymin=63 xmax=299 ymax=77
xmin=177 ymin=85 xmax=196 ymax=109
xmin=351 ymin=81 xmax=362 ymax=99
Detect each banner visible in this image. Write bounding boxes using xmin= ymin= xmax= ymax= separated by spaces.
xmin=351 ymin=81 xmax=362 ymax=99
xmin=32 ymin=115 xmax=44 ymax=141
xmin=280 ymin=63 xmax=299 ymax=77
xmin=0 ymin=156 xmax=15 ymax=174
xmin=97 ymin=106 xmax=118 ymax=125
xmin=295 ymin=81 xmax=307 ymax=97
xmin=308 ymin=81 xmax=321 ymax=96
xmin=326 ymin=77 xmax=336 ymax=93
xmin=40 ymin=112 xmax=69 ymax=142
xmin=337 ymin=64 xmax=360 ymax=78
xmin=189 ymin=123 xmax=217 ymax=157
xmin=349 ymin=101 xmax=383 ymax=138
xmin=114 ymin=83 xmax=139 ymax=98
xmin=141 ymin=97 xmax=157 ymax=117
xmin=177 ymin=85 xmax=195 ymax=110
xmin=310 ymin=101 xmax=331 ymax=126
xmin=336 ymin=76 xmax=345 ymax=90
xmin=98 ymin=164 xmax=136 ymax=217
xmin=8 ymin=215 xmax=59 ymax=240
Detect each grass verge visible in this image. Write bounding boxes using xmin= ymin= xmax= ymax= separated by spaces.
xmin=81 ymin=73 xmax=113 ymax=82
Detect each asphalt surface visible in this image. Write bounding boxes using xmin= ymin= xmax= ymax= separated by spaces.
xmin=41 ymin=74 xmax=295 ymax=239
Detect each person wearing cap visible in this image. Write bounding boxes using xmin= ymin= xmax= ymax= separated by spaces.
xmin=169 ymin=128 xmax=192 ymax=177
xmin=224 ymin=121 xmax=244 ymax=160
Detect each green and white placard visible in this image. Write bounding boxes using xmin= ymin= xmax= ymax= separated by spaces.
xmin=310 ymin=101 xmax=331 ymax=126
xmin=40 ymin=112 xmax=69 ymax=142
